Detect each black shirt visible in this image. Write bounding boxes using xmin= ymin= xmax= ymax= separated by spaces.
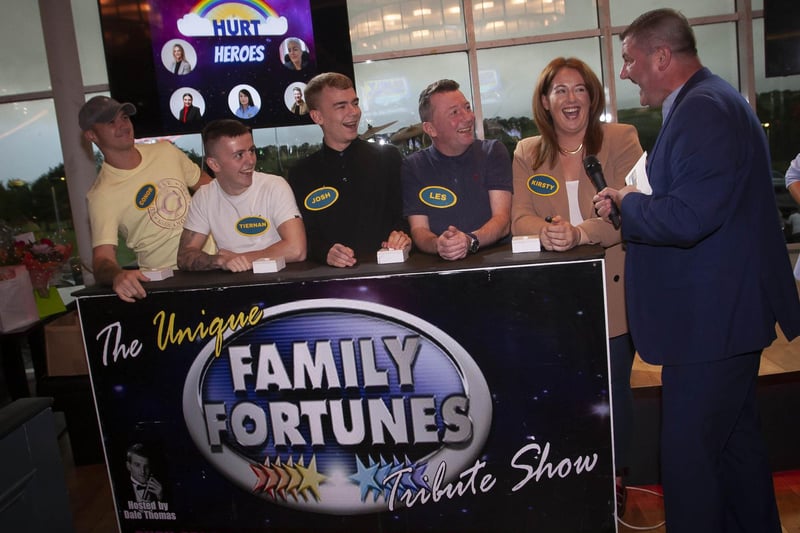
xmin=288 ymin=138 xmax=407 ymax=264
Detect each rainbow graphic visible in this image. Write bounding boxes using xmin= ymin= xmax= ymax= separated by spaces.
xmin=191 ymin=0 xmax=278 ymax=19
xmin=178 ymin=0 xmax=287 ymax=37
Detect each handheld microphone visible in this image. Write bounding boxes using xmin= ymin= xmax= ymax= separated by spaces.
xmin=583 ymin=155 xmax=621 ymax=230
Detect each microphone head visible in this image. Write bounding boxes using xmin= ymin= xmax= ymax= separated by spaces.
xmin=583 ymin=154 xmax=601 ymax=173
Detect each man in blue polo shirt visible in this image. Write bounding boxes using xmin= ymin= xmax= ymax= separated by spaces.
xmin=402 ymin=79 xmax=512 ymax=260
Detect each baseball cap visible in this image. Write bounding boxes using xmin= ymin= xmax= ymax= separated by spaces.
xmin=78 ymin=95 xmax=137 ymax=130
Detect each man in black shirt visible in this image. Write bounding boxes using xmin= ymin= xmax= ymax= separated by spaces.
xmin=288 ymin=73 xmax=410 ymax=267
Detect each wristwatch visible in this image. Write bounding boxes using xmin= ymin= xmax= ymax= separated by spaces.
xmin=466 ymin=232 xmax=480 ymax=254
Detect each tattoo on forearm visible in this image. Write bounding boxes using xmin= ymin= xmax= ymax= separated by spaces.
xmin=178 ymin=230 xmax=218 ymax=271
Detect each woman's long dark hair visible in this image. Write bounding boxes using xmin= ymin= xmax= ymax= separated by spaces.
xmin=531 ymin=57 xmax=605 ymax=169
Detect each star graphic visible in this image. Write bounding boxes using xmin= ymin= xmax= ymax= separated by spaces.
xmin=296 ymin=455 xmax=327 ymax=502
xmin=284 ymin=457 xmax=303 ymax=501
xmin=349 ymin=455 xmax=381 ymax=502
xmin=375 ymin=456 xmax=394 ymax=502
xmin=250 ymin=463 xmax=269 ymax=493
xmin=262 ymin=458 xmax=280 ymax=499
xmin=383 ymin=455 xmax=404 ymax=501
xmin=293 ymin=456 xmax=309 ymax=502
xmin=273 ymin=457 xmax=290 ymax=500
xmin=400 ymin=455 xmax=417 ymax=493
xmin=411 ymin=461 xmax=430 ymax=492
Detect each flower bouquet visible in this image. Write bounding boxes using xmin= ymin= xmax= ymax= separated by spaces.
xmin=14 ymin=237 xmax=73 ymax=297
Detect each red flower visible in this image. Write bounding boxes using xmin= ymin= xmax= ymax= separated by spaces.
xmin=14 ymin=239 xmax=72 ymax=272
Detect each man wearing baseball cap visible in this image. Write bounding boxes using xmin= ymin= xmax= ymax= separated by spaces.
xmin=80 ymin=95 xmax=212 ymax=302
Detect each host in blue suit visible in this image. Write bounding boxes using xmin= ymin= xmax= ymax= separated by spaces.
xmin=594 ymin=9 xmax=800 ymax=532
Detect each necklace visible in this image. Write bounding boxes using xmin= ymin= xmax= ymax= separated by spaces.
xmin=558 ymin=143 xmax=583 ymax=156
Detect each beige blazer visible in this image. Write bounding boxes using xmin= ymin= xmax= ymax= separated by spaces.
xmin=511 ymin=123 xmax=643 ymax=337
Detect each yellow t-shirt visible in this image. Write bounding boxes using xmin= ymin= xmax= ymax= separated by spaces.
xmin=87 ymin=142 xmax=201 ymax=269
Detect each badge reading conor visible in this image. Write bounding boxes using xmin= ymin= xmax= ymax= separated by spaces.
xmin=136 ymin=183 xmax=158 ymax=210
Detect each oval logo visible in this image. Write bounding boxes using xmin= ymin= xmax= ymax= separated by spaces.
xmin=236 ymin=216 xmax=269 ymax=236
xmin=419 ymin=186 xmax=457 ymax=208
xmin=135 ymin=184 xmax=158 ymax=209
xmin=527 ymin=174 xmax=559 ymax=196
xmin=304 ymin=187 xmax=339 ymax=211
xmin=182 ymin=299 xmax=492 ymax=515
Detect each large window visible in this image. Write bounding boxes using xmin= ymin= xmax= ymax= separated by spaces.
xmin=349 ymin=0 xmax=466 ymax=54
xmin=0 ymin=0 xmax=795 ymax=219
xmin=354 ymin=53 xmax=471 ymax=130
xmin=609 ymin=0 xmax=735 ymax=26
xmin=612 ymin=22 xmax=739 ymax=152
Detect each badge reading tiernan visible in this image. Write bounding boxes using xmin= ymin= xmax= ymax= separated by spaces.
xmin=236 ymin=216 xmax=269 ymax=236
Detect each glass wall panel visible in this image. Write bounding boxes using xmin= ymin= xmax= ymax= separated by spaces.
xmin=270 ymin=123 xmax=325 ymax=176
xmin=753 ymin=18 xmax=800 ymax=181
xmin=354 ymin=53 xmax=471 ymax=133
xmin=477 ymin=38 xmax=600 ymax=120
xmin=610 ymin=0 xmax=735 ymax=27
xmin=0 ymin=2 xmax=50 ymax=93
xmin=613 ymin=23 xmax=738 ymax=152
xmin=472 ymin=0 xmax=595 ymax=42
xmin=0 ymin=100 xmax=63 ymax=183
xmin=73 ymin=0 xmax=109 ymax=86
xmin=478 ymin=38 xmax=600 ymax=155
xmin=348 ymin=0 xmax=465 ymax=56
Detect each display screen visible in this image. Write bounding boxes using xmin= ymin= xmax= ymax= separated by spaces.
xmin=97 ymin=0 xmax=354 ymax=138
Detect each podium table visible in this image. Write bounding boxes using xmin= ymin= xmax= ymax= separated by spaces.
xmin=75 ymin=244 xmax=617 ymax=532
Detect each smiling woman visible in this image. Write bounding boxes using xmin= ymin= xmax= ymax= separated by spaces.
xmin=511 ymin=56 xmax=644 ymax=517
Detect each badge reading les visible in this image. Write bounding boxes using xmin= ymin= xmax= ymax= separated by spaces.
xmin=183 ymin=298 xmax=492 ymax=515
xmin=419 ymin=185 xmax=457 ymax=208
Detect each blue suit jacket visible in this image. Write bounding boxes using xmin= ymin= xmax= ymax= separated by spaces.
xmin=620 ymin=68 xmax=800 ymax=365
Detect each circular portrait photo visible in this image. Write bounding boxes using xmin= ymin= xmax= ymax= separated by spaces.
xmin=228 ymin=85 xmax=261 ymax=119
xmin=170 ymin=88 xmax=205 ymax=126
xmin=280 ymin=37 xmax=311 ymax=72
xmin=284 ymin=82 xmax=309 ymax=116
xmin=161 ymin=39 xmax=196 ymax=75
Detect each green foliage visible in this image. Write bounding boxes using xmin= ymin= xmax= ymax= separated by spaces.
xmin=484 ymin=110 xmax=667 ymax=158
xmin=617 ymin=107 xmax=663 ymax=153
xmin=484 ymin=116 xmax=538 ymax=157
xmin=0 ymin=180 xmax=35 ymax=228
xmin=254 ymin=142 xmax=321 ymax=177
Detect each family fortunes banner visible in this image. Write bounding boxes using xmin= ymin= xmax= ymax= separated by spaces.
xmin=76 ymin=259 xmax=615 ymax=532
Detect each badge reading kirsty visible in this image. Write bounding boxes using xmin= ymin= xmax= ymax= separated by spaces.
xmin=527 ymin=174 xmax=559 ymax=196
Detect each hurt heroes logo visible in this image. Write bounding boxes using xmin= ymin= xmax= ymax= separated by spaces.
xmin=183 ymin=299 xmax=492 ymax=515
xmin=174 ymin=0 xmax=290 ymax=65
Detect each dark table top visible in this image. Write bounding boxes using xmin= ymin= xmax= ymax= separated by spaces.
xmin=74 ymin=243 xmax=604 ymax=298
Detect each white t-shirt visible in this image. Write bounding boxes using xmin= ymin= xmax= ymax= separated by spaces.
xmin=184 ymin=171 xmax=300 ymax=253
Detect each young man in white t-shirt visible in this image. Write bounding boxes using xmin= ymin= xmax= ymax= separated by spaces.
xmin=177 ymin=120 xmax=306 ymax=271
